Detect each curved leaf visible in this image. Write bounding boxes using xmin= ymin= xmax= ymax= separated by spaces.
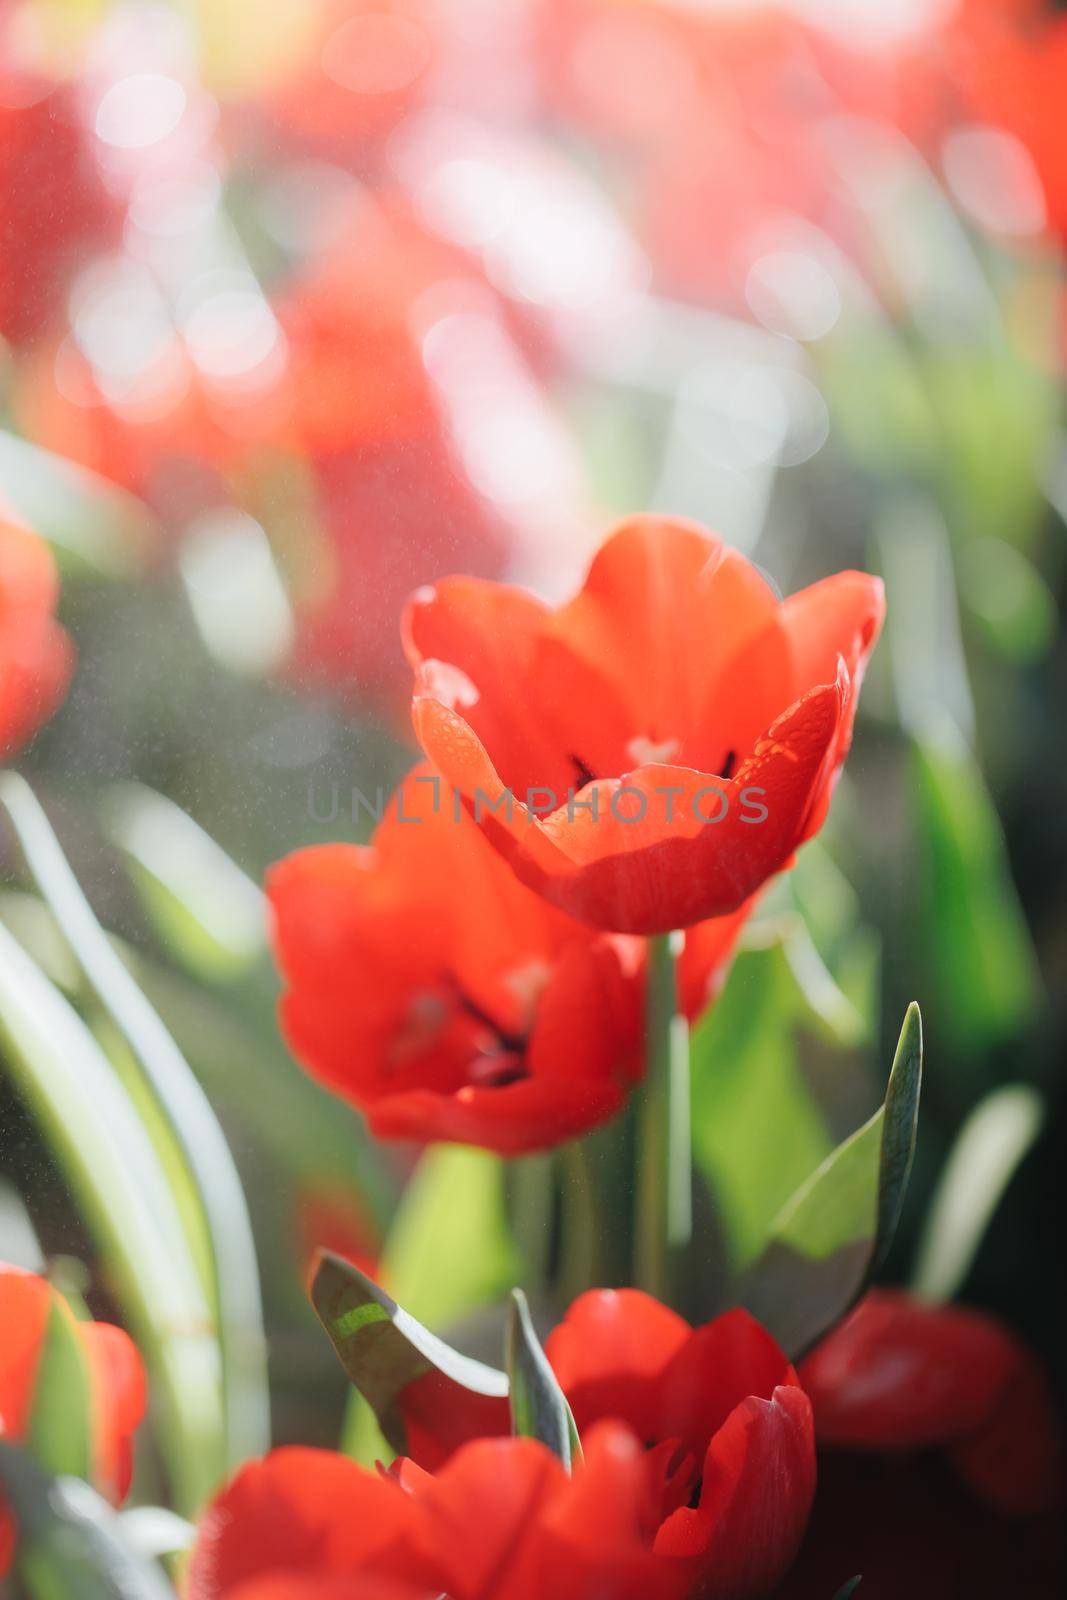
xmin=738 ymin=1004 xmax=922 ymax=1359
xmin=0 ymin=1443 xmax=173 ymax=1600
xmin=506 ymin=1289 xmax=580 ymax=1469
xmin=0 ymin=919 xmax=224 ymax=1513
xmin=911 ymin=1083 xmax=1044 ymax=1303
xmin=0 ymin=430 xmax=159 ymax=578
xmin=0 ymin=773 xmax=269 ymax=1469
xmin=311 ymin=1251 xmax=508 ymax=1459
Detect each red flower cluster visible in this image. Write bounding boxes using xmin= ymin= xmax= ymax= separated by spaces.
xmin=268 ymin=515 xmax=878 ymax=1151
xmin=188 ymin=1282 xmax=1066 ymax=1600
xmin=0 ymin=1263 xmax=146 ymax=1570
xmin=188 ymin=1291 xmax=813 ymax=1600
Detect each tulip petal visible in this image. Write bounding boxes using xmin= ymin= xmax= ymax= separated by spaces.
xmin=546 ymin=1289 xmax=691 ymax=1441
xmin=80 ymin=1321 xmax=147 ymax=1505
xmin=656 ymin=1384 xmax=816 ymax=1600
xmin=658 ymin=1309 xmax=799 ymax=1468
xmin=186 ymin=1449 xmax=412 ymax=1600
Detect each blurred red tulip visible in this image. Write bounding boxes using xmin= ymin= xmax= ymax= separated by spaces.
xmin=0 ymin=513 xmax=74 ymax=757
xmin=533 ymin=0 xmax=890 ymax=309
xmin=935 ymin=0 xmax=1067 ymax=244
xmin=404 ymin=515 xmax=883 ymax=934
xmin=800 ymin=1289 xmax=1064 ymax=1516
xmin=294 ymin=1185 xmax=380 ymax=1285
xmin=0 ymin=79 xmax=118 ymax=348
xmin=0 ymin=1263 xmax=146 ymax=1570
xmin=187 ymin=1423 xmax=681 ymax=1600
xmin=254 ymin=0 xmax=437 ymax=168
xmin=780 ymin=1290 xmax=1065 ymax=1597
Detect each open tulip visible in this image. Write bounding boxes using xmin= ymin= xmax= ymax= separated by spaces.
xmin=0 ymin=1263 xmax=146 ymax=1570
xmin=388 ymin=1289 xmax=815 ymax=1600
xmin=186 ymin=1424 xmax=682 ymax=1600
xmin=403 ymin=515 xmax=883 ymax=934
xmin=268 ymin=765 xmax=748 ymax=1154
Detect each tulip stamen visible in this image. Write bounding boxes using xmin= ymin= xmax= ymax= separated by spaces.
xmin=452 ymin=984 xmax=528 ymax=1057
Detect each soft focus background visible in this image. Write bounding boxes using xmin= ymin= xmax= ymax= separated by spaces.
xmin=2 ymin=0 xmax=1065 ymax=1495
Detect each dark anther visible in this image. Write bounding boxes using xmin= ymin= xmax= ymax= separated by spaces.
xmin=453 ymin=985 xmax=527 ymax=1056
xmin=571 ymin=754 xmax=597 ymax=788
xmin=718 ymin=750 xmax=736 ymax=781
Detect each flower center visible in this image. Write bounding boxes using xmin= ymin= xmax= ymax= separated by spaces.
xmin=626 ymin=734 xmax=680 ymax=767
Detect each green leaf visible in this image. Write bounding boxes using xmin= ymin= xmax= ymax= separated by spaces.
xmin=911 ymin=1083 xmax=1044 ymax=1304
xmin=958 ymin=538 xmax=1056 ymax=664
xmin=506 ymin=1290 xmax=580 ymax=1470
xmin=0 ymin=1442 xmax=173 ymax=1600
xmin=831 ymin=1580 xmax=862 ymax=1600
xmin=690 ymin=918 xmax=866 ymax=1271
xmin=738 ymin=1004 xmax=923 ymax=1359
xmin=0 ymin=430 xmax=159 ymax=578
xmin=340 ymin=1144 xmax=519 ymax=1465
xmin=26 ymin=1294 xmax=94 ymax=1484
xmin=311 ymin=1251 xmax=508 ymax=1459
xmin=0 ymin=772 xmax=269 ymax=1472
xmin=910 ymin=725 xmax=1040 ymax=1053
xmin=0 ymin=918 xmax=225 ymax=1514
xmin=99 ymin=783 xmax=266 ymax=982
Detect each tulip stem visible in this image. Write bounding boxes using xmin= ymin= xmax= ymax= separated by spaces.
xmin=634 ymin=930 xmax=692 ymax=1300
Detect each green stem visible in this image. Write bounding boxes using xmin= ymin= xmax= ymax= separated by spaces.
xmin=509 ymin=1152 xmax=555 ymax=1295
xmin=557 ymin=1143 xmax=597 ymax=1305
xmin=634 ymin=930 xmax=692 ymax=1300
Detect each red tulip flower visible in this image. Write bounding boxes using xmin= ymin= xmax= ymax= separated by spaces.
xmin=0 ymin=515 xmax=75 ymax=758
xmin=268 ymin=764 xmax=748 ymax=1154
xmin=392 ymin=1290 xmax=815 ymax=1600
xmin=799 ymin=1289 xmax=1064 ymax=1517
xmin=404 ymin=515 xmax=883 ymax=934
xmin=0 ymin=1263 xmax=146 ymax=1570
xmin=186 ymin=1425 xmax=683 ymax=1600
xmin=0 ymin=81 xmax=118 ymax=348
xmin=777 ymin=1290 xmax=1065 ymax=1597
xmin=549 ymin=1290 xmax=816 ymax=1598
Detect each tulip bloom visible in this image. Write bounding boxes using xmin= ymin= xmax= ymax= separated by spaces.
xmin=0 ymin=515 xmax=75 ymax=757
xmin=404 ymin=515 xmax=883 ymax=934
xmin=186 ymin=1425 xmax=682 ymax=1600
xmin=0 ymin=1264 xmax=146 ymax=1569
xmin=799 ymin=1289 xmax=1063 ymax=1517
xmin=778 ymin=1291 xmax=1065 ymax=1596
xmin=391 ymin=1290 xmax=815 ymax=1600
xmin=0 ymin=84 xmax=117 ymax=348
xmin=268 ymin=765 xmax=748 ymax=1154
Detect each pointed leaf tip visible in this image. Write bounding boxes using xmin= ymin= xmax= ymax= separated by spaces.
xmin=310 ymin=1251 xmax=507 ymax=1458
xmin=506 ymin=1289 xmax=581 ymax=1470
xmin=737 ymin=1003 xmax=925 ymax=1358
xmin=874 ymin=1002 xmax=923 ymax=1273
